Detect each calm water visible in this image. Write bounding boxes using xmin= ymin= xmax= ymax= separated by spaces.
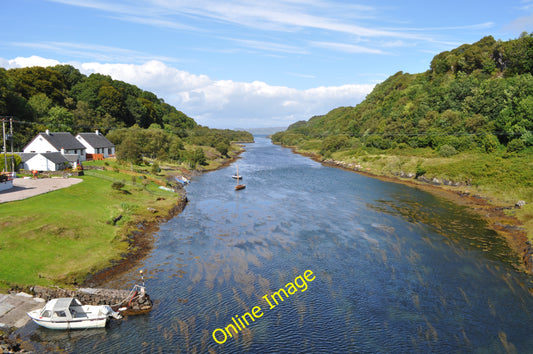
xmin=24 ymin=137 xmax=533 ymax=353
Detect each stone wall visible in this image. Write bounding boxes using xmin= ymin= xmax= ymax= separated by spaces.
xmin=31 ymin=285 xmax=152 ymax=314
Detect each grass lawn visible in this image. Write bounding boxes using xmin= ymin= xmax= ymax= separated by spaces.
xmin=0 ymin=173 xmax=180 ymax=291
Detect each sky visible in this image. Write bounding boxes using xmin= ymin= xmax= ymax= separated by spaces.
xmin=1 ymin=1 xmax=532 ymax=129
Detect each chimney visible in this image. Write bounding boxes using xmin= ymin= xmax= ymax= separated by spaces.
xmin=95 ymin=129 xmax=99 ymax=135
xmin=45 ymin=129 xmax=50 ymax=135
xmin=61 ymin=147 xmax=65 ymax=155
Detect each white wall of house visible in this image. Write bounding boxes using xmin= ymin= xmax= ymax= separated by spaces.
xmin=76 ymin=135 xmax=115 ymax=158
xmin=23 ymin=154 xmax=64 ymax=172
xmin=23 ymin=137 xmax=56 ymax=153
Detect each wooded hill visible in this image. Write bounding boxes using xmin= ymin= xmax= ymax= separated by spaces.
xmin=0 ymin=64 xmax=252 ymax=166
xmin=272 ymin=34 xmax=533 ymax=155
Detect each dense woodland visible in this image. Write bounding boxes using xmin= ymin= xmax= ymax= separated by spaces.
xmin=272 ymin=33 xmax=533 ymax=157
xmin=0 ymin=64 xmax=252 ymax=166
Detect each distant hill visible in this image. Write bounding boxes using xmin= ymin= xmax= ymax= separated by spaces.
xmin=240 ymin=127 xmax=288 ymax=135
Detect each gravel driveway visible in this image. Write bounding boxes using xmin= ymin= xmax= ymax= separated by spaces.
xmin=0 ymin=177 xmax=83 ymax=203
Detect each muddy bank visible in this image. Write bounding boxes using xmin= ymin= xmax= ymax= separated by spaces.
xmin=290 ymin=147 xmax=532 ymax=275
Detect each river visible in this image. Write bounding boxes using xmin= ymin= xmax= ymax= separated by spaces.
xmin=25 ymin=137 xmax=533 ymax=353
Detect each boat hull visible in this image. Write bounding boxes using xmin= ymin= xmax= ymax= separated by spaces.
xmin=27 ymin=299 xmax=121 ymax=330
xmin=27 ymin=310 xmax=108 ymax=330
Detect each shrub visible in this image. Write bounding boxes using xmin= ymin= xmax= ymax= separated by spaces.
xmin=506 ymin=138 xmax=525 ymax=153
xmin=439 ymin=144 xmax=458 ymax=157
xmin=151 ymin=162 xmax=160 ymax=174
xmin=111 ymin=181 xmax=125 ymax=191
xmin=479 ymin=134 xmax=500 ymax=153
xmin=415 ymin=162 xmax=426 ymax=179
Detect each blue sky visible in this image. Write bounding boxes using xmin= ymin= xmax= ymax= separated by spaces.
xmin=1 ymin=0 xmax=532 ymax=129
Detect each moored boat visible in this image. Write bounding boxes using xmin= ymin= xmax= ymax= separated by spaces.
xmin=27 ymin=297 xmax=122 ymax=330
xmin=234 ymin=165 xmax=245 ymax=190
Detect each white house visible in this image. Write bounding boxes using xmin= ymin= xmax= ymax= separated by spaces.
xmin=76 ymin=130 xmax=115 ymax=159
xmin=24 ymin=130 xmax=86 ymax=161
xmin=21 ymin=130 xmax=86 ymax=171
xmin=19 ymin=152 xmax=69 ymax=172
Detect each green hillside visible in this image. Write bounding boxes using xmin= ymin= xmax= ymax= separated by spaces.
xmin=0 ymin=64 xmax=253 ymax=167
xmin=272 ymin=33 xmax=533 ymax=242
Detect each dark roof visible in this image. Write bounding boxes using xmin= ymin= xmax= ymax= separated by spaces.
xmin=77 ymin=133 xmax=115 ymax=148
xmin=41 ymin=152 xmax=69 ymax=164
xmin=37 ymin=132 xmax=86 ymax=150
xmin=17 ymin=152 xmax=37 ymax=163
xmin=63 ymin=154 xmax=80 ymax=163
xmin=16 ymin=152 xmax=68 ymax=164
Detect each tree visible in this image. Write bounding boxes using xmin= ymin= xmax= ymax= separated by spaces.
xmin=45 ymin=106 xmax=74 ymax=132
xmin=28 ymin=93 xmax=53 ymax=118
xmin=111 ymin=181 xmax=125 ymax=191
xmin=215 ymin=142 xmax=229 ymax=156
xmin=116 ymin=136 xmax=143 ymax=164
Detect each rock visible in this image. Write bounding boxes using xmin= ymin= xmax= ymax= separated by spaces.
xmin=515 ymin=200 xmax=526 ymax=209
xmin=147 ymin=207 xmax=157 ymax=213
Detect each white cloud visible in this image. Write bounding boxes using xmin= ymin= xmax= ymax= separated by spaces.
xmin=2 ymin=57 xmax=375 ymax=128
xmin=4 ymin=56 xmax=61 ymax=68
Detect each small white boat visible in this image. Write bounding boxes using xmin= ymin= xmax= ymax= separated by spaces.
xmin=27 ymin=297 xmax=122 ymax=330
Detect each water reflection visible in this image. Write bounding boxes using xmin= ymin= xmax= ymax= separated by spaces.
xmin=24 ymin=137 xmax=533 ymax=353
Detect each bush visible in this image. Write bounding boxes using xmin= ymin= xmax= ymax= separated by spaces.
xmin=439 ymin=144 xmax=458 ymax=157
xmin=365 ymin=135 xmax=392 ymax=149
xmin=320 ymin=135 xmax=350 ymax=154
xmin=506 ymin=138 xmax=525 ymax=153
xmin=151 ymin=162 xmax=160 ymax=174
xmin=479 ymin=134 xmax=500 ymax=153
xmin=415 ymin=162 xmax=426 ymax=179
xmin=111 ymin=181 xmax=125 ymax=191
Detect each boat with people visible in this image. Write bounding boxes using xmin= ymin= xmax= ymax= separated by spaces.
xmin=27 ymin=297 xmax=122 ymax=330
